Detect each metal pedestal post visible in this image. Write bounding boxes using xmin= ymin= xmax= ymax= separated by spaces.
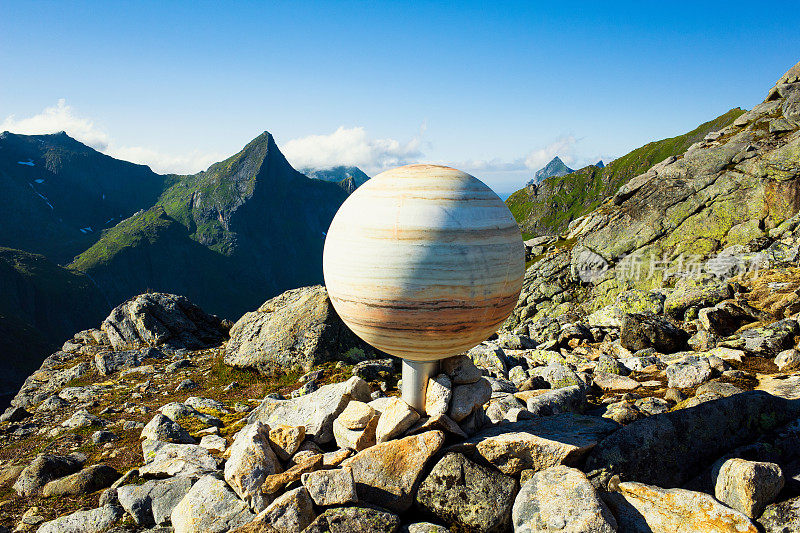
xmin=401 ymin=359 xmax=440 ymax=415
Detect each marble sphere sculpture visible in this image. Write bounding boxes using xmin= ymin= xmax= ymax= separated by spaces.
xmin=323 ymin=165 xmax=524 ymax=397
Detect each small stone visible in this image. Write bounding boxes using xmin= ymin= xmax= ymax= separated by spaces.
xmin=175 ymin=378 xmax=198 ymax=392
xmin=449 ymin=378 xmax=492 ymax=422
xmin=139 ymin=443 xmax=217 ymax=478
xmin=141 ymin=414 xmax=195 ymax=444
xmin=117 ymin=476 xmax=195 ymax=526
xmin=13 ymin=454 xmax=83 ymax=496
xmin=606 ymin=481 xmax=758 ymax=533
xmin=301 ymin=467 xmax=358 ymax=506
xmin=666 ymin=357 xmax=713 ymax=389
xmin=775 ymin=348 xmax=800 ymax=371
xmin=225 ymin=421 xmax=283 ymax=512
xmin=199 ymin=434 xmax=227 ymax=452
xmin=592 ymin=371 xmax=641 ymax=391
xmin=424 ymin=374 xmax=452 ymax=416
xmin=304 ymin=505 xmax=400 ymax=533
xmin=41 ymin=464 xmax=118 ymax=497
xmin=333 ymin=412 xmax=379 ymax=451
xmin=376 ymin=397 xmax=420 ymax=443
xmin=441 ymin=355 xmax=482 ymax=384
xmin=36 ymin=505 xmax=122 ymax=533
xmin=715 ymin=458 xmax=784 ymax=518
xmin=526 ymin=385 xmax=586 ymax=416
xmin=261 ymin=454 xmax=323 ymax=496
xmin=61 ymin=409 xmax=106 ymax=429
xmin=91 ymin=430 xmax=118 ymax=444
xmin=268 ymin=424 xmax=306 ymax=461
xmin=336 ymin=401 xmax=376 ymax=429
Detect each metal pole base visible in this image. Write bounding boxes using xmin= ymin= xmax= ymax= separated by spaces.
xmin=401 ymin=359 xmax=440 ymax=415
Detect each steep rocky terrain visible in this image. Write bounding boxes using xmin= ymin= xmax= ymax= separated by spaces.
xmin=507 ymin=107 xmax=746 ymax=238
xmin=0 ymin=247 xmax=108 ymax=400
xmin=1 ymin=62 xmax=800 ymax=533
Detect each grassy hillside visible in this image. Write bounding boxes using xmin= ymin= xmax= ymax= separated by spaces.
xmin=507 ymin=107 xmax=746 ymax=238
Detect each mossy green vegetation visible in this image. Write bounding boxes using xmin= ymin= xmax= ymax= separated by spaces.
xmin=507 ymin=108 xmax=746 ymax=236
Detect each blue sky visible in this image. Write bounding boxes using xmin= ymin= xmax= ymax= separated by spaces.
xmin=1 ymin=1 xmax=798 ymax=195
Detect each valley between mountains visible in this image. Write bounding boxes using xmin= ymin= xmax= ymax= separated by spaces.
xmin=1 ymin=61 xmax=800 ymax=532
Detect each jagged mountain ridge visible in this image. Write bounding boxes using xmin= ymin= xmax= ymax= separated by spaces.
xmin=507 ymin=107 xmax=746 ymax=238
xmin=70 ymin=132 xmax=348 ymax=319
xmin=0 ymin=131 xmax=168 ymax=264
xmin=526 ymin=156 xmax=574 ymax=186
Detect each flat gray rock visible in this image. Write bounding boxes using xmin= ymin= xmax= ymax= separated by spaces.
xmin=512 ymin=465 xmax=616 ymax=533
xmin=117 ymin=476 xmax=195 ymax=526
xmin=36 ymin=504 xmax=122 ymax=533
xmin=247 ymin=376 xmax=371 ymax=444
xmin=171 ymin=474 xmax=255 ymax=533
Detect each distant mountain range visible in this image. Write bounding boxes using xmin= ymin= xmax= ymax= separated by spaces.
xmin=301 ymin=165 xmax=370 ymax=194
xmin=526 ymin=156 xmax=574 ymax=186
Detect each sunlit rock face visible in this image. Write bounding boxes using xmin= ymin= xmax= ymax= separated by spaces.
xmin=323 ymin=164 xmax=524 ymax=361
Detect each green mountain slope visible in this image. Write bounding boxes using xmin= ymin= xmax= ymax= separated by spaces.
xmin=0 ymin=247 xmax=108 ymax=396
xmin=0 ymin=131 xmax=168 ymax=263
xmin=71 ymin=132 xmax=348 ymax=319
xmin=507 ymin=107 xmax=746 ymax=238
xmin=301 ymin=165 xmax=371 ymax=194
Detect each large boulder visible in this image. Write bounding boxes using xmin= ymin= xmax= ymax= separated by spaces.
xmin=512 ymin=466 xmax=616 ymax=533
xmin=605 ymin=481 xmax=758 ymax=532
xmin=452 ymin=414 xmax=619 ymax=476
xmin=117 ymin=476 xmax=196 ymax=527
xmin=585 ymin=391 xmax=800 ymax=488
xmin=102 ymin=292 xmax=228 ymax=350
xmin=348 ymin=430 xmax=445 ymax=512
xmin=247 ymin=376 xmax=371 ymax=444
xmin=416 ymin=452 xmax=517 ymax=533
xmin=35 ymin=505 xmax=122 ymax=533
xmin=13 ymin=453 xmax=84 ymax=496
xmin=224 ymin=285 xmax=376 ymax=373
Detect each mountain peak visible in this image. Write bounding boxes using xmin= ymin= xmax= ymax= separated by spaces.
xmin=527 ymin=156 xmax=574 ymax=186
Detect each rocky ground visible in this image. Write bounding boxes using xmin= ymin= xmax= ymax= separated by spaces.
xmin=1 ymin=63 xmax=800 ymax=533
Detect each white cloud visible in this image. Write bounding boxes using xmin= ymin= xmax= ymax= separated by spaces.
xmin=1 ymin=99 xmax=111 ymax=151
xmin=523 ymin=135 xmax=578 ymax=170
xmin=281 ymin=126 xmax=423 ymax=174
xmin=1 ymin=100 xmax=220 ymax=174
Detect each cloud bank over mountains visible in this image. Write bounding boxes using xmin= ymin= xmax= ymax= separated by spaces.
xmin=1 ymin=100 xmax=611 ymax=188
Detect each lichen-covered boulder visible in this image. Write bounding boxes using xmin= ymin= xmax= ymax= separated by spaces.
xmin=224 ymin=285 xmax=377 ymax=373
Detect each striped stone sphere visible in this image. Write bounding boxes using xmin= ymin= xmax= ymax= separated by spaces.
xmin=323 ymin=164 xmax=524 ymax=362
